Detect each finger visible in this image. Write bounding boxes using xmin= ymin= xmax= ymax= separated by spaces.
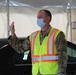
xmin=11 ymin=21 xmax=14 ymax=26
xmin=12 ymin=21 xmax=14 ymax=25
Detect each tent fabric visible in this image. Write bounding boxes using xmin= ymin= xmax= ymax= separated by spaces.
xmin=0 ymin=0 xmax=76 ymax=8
xmin=0 ymin=7 xmax=67 ymax=37
xmin=0 ymin=0 xmax=76 ymax=45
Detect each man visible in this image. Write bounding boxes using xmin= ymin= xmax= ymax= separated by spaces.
xmin=8 ymin=9 xmax=68 ymax=75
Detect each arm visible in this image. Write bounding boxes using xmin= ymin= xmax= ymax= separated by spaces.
xmin=55 ymin=32 xmax=68 ymax=75
xmin=8 ymin=34 xmax=30 ymax=53
xmin=8 ymin=21 xmax=30 ymax=53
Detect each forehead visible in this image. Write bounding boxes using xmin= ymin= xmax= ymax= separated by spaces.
xmin=37 ymin=11 xmax=46 ymax=18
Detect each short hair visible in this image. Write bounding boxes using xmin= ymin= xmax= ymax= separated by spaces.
xmin=39 ymin=9 xmax=52 ymax=21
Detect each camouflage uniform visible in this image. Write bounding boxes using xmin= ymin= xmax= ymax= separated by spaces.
xmin=8 ymin=25 xmax=68 ymax=75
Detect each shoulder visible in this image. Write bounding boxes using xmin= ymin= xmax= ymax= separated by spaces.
xmin=29 ymin=30 xmax=40 ymax=41
xmin=30 ymin=30 xmax=40 ymax=36
xmin=53 ymin=27 xmax=65 ymax=36
xmin=52 ymin=27 xmax=65 ymax=41
xmin=55 ymin=30 xmax=66 ymax=42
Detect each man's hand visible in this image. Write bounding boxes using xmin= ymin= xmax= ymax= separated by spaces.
xmin=10 ymin=21 xmax=15 ymax=36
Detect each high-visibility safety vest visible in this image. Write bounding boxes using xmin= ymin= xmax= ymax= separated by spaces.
xmin=30 ymin=27 xmax=61 ymax=75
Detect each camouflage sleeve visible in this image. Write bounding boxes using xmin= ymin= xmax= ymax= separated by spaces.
xmin=8 ymin=34 xmax=30 ymax=53
xmin=55 ymin=32 xmax=68 ymax=75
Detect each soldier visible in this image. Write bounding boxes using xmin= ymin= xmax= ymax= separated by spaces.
xmin=8 ymin=9 xmax=68 ymax=75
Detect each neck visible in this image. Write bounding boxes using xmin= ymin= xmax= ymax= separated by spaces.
xmin=41 ymin=24 xmax=49 ymax=31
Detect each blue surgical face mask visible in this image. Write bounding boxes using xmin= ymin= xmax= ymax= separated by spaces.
xmin=37 ymin=18 xmax=45 ymax=28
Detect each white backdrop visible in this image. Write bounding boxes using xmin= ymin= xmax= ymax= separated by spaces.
xmin=0 ymin=0 xmax=76 ymax=44
xmin=0 ymin=7 xmax=68 ymax=37
xmin=9 ymin=7 xmax=67 ymax=36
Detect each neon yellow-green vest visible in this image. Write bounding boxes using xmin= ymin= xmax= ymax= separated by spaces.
xmin=30 ymin=28 xmax=61 ymax=75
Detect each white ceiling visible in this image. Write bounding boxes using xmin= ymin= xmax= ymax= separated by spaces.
xmin=0 ymin=0 xmax=76 ymax=8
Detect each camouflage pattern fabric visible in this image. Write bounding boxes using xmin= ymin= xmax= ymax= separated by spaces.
xmin=8 ymin=26 xmax=68 ymax=75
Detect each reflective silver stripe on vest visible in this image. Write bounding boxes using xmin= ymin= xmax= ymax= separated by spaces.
xmin=32 ymin=32 xmax=37 ymax=46
xmin=31 ymin=32 xmax=38 ymax=54
xmin=42 ymin=56 xmax=58 ymax=60
xmin=32 ymin=56 xmax=58 ymax=61
xmin=32 ymin=57 xmax=40 ymax=61
xmin=48 ymin=29 xmax=57 ymax=54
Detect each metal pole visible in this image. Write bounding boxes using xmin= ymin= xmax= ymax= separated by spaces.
xmin=67 ymin=0 xmax=73 ymax=56
xmin=69 ymin=6 xmax=73 ymax=56
xmin=6 ymin=0 xmax=10 ymax=37
xmin=69 ymin=6 xmax=72 ymax=42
